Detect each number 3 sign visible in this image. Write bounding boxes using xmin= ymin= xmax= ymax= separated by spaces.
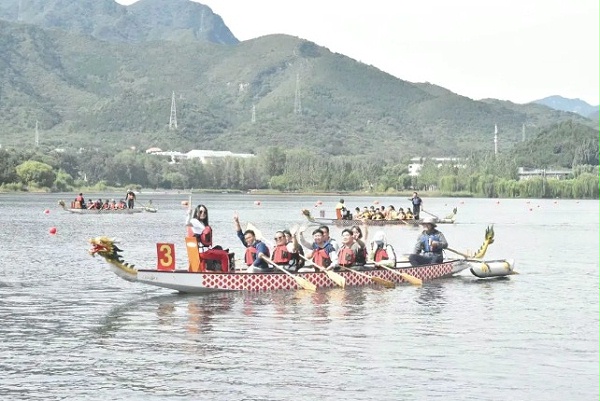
xmin=157 ymin=243 xmax=175 ymax=271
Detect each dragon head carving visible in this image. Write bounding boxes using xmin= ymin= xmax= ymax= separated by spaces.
xmin=89 ymin=236 xmax=129 ymax=266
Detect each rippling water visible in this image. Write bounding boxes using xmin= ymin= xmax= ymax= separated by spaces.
xmin=0 ymin=193 xmax=598 ymax=400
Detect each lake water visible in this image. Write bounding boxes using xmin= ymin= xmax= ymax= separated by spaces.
xmin=0 ymin=193 xmax=598 ymax=401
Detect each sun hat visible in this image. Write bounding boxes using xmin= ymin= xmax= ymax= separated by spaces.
xmin=421 ymin=217 xmax=438 ymax=226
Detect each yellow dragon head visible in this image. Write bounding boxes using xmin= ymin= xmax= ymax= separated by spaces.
xmin=89 ymin=236 xmax=128 ymax=265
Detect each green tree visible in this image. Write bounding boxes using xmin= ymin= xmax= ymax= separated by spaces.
xmin=15 ymin=160 xmax=56 ymax=188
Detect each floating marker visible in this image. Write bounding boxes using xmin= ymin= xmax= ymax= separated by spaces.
xmin=44 ymin=209 xmax=50 ymax=214
xmin=254 ymin=201 xmax=261 ymax=206
xmin=49 ymin=227 xmax=57 ymax=234
xmin=181 ymin=200 xmax=189 ymax=206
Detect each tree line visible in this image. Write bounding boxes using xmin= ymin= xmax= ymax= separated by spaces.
xmin=0 ymin=146 xmax=597 ymax=199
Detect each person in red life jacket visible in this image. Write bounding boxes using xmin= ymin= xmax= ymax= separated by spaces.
xmin=283 ymin=229 xmax=305 ymax=271
xmin=186 ymin=204 xmax=231 ymax=272
xmin=270 ymin=230 xmax=295 ymax=270
xmin=233 ymin=212 xmax=271 ymax=272
xmin=408 ymin=217 xmax=448 ymax=266
xmin=368 ymin=231 xmax=397 ymax=268
xmin=301 ymin=228 xmax=338 ymax=272
xmin=74 ymin=193 xmax=85 ymax=209
xmin=337 ymin=228 xmax=366 ymax=270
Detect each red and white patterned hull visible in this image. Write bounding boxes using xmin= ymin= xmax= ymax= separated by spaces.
xmin=123 ymin=261 xmax=469 ymax=294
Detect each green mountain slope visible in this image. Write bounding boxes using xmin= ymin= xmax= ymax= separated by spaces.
xmin=0 ymin=18 xmax=596 ymax=160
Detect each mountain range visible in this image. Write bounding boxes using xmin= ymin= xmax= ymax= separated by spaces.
xmin=0 ymin=0 xmax=597 ymax=161
xmin=533 ymin=96 xmax=599 ymax=120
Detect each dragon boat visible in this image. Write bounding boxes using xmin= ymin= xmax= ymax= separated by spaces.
xmin=58 ymin=200 xmax=157 ymax=214
xmin=88 ymin=226 xmax=516 ymax=294
xmin=302 ymin=208 xmax=457 ymax=227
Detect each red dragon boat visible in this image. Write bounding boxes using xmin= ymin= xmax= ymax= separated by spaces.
xmin=88 ymin=226 xmax=516 ymax=294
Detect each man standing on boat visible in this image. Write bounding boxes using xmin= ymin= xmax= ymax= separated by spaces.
xmin=408 ymin=217 xmax=448 ymax=266
xmin=409 ymin=192 xmax=423 ymax=220
xmin=125 ymin=189 xmax=136 ymax=209
xmin=233 ymin=212 xmax=271 ymax=272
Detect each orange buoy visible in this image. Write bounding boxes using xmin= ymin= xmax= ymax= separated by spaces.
xmin=254 ymin=200 xmax=261 ymax=206
xmin=49 ymin=227 xmax=57 ymax=234
xmin=181 ymin=200 xmax=189 ymax=206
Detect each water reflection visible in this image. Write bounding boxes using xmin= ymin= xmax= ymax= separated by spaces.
xmin=415 ymin=283 xmax=447 ymax=313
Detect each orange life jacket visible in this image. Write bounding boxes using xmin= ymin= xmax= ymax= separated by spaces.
xmin=312 ymin=248 xmax=331 ymax=268
xmin=374 ymin=247 xmax=389 ymax=262
xmin=338 ymin=246 xmax=356 ymax=267
xmin=244 ymin=245 xmax=258 ymax=266
xmin=272 ymin=244 xmax=291 ymax=264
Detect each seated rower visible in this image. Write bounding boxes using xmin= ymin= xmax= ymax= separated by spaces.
xmin=300 ymin=228 xmax=338 ymax=272
xmin=233 ymin=212 xmax=271 ymax=273
xmin=186 ymin=204 xmax=231 ymax=272
xmin=408 ymin=217 xmax=448 ymax=266
xmin=338 ymin=228 xmax=369 ymax=271
xmin=368 ymin=231 xmax=397 ymax=268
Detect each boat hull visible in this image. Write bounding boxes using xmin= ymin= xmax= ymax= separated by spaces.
xmin=307 ymin=217 xmax=454 ymax=227
xmin=123 ymin=261 xmax=467 ymax=293
xmin=64 ymin=208 xmax=143 ymax=214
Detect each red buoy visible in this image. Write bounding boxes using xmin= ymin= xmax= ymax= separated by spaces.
xmin=49 ymin=227 xmax=57 ymax=235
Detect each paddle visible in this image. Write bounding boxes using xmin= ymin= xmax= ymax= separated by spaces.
xmin=260 ymin=255 xmax=317 ymax=292
xmin=373 ymin=262 xmax=422 ymax=286
xmin=299 ymin=254 xmax=346 ymax=288
xmin=421 ymin=209 xmax=440 ymax=220
xmin=340 ymin=266 xmax=395 ymax=288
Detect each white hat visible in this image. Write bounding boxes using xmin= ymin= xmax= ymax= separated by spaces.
xmin=421 ymin=217 xmax=438 ymax=226
xmin=373 ymin=231 xmax=386 ymax=242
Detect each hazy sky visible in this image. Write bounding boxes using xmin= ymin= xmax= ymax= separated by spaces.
xmin=116 ymin=0 xmax=599 ymax=105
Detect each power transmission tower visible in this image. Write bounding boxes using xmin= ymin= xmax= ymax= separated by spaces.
xmin=251 ymin=104 xmax=256 ymax=123
xmin=169 ymin=91 xmax=178 ymax=130
xmin=494 ymin=124 xmax=498 ymax=155
xmin=294 ymin=73 xmax=302 ymax=114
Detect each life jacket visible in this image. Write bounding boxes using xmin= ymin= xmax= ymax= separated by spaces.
xmin=374 ymin=247 xmax=389 ymax=262
xmin=420 ymin=231 xmax=443 ymax=253
xmin=338 ymin=246 xmax=356 ymax=267
xmin=197 ymin=226 xmax=212 ymax=248
xmin=244 ymin=245 xmax=258 ymax=266
xmin=272 ymin=244 xmax=291 ymax=264
xmin=312 ymin=247 xmax=331 ymax=268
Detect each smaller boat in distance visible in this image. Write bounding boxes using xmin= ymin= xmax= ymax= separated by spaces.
xmin=302 ymin=207 xmax=457 ymax=227
xmin=58 ymin=200 xmax=156 ymax=214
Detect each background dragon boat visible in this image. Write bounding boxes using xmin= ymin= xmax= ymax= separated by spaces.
xmin=302 ymin=207 xmax=457 ymax=227
xmin=88 ymin=226 xmax=516 ymax=294
xmin=58 ymin=200 xmax=157 ymax=214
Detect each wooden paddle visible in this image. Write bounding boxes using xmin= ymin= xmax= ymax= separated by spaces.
xmin=373 ymin=262 xmax=422 ymax=286
xmin=261 ymin=255 xmax=317 ymax=292
xmin=299 ymin=254 xmax=346 ymax=288
xmin=340 ymin=266 xmax=395 ymax=289
xmin=421 ymin=209 xmax=440 ymax=220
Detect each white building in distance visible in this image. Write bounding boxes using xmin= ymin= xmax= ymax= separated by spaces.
xmin=146 ymin=148 xmax=254 ymax=164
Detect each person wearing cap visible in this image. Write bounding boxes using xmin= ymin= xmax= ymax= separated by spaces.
xmin=408 ymin=217 xmax=448 ymax=266
xmin=368 ymin=231 xmax=397 ymax=268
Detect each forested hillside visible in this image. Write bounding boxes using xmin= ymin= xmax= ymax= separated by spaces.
xmin=0 ymin=14 xmax=596 ymax=160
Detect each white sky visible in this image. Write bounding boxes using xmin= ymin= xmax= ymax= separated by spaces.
xmin=116 ymin=0 xmax=599 ymax=105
